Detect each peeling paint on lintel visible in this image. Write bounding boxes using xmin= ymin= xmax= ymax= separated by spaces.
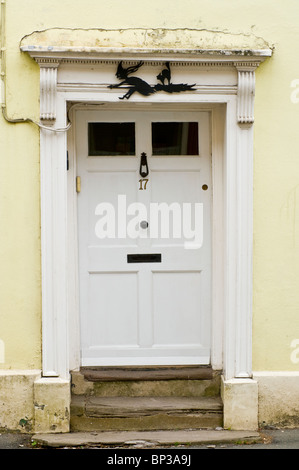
xmin=19 ymin=27 xmax=273 ymax=60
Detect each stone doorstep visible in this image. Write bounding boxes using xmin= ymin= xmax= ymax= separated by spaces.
xmin=74 ymin=396 xmax=223 ymax=417
xmin=32 ymin=429 xmax=262 ymax=448
xmin=79 ymin=366 xmax=214 ymax=382
xmin=71 ymin=368 xmax=222 ymax=399
xmin=70 ymin=395 xmax=223 ymax=432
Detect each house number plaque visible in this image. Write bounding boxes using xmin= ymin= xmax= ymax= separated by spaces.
xmin=139 ymin=179 xmax=149 ymax=190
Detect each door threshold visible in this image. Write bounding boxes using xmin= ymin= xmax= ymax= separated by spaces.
xmin=79 ymin=365 xmax=214 ymax=381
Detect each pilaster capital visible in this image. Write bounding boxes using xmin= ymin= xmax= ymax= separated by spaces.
xmin=37 ymin=60 xmax=59 ymax=124
xmin=235 ymin=63 xmax=258 ymax=126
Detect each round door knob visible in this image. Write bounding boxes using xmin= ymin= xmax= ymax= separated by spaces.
xmin=140 ymin=220 xmax=149 ymax=229
xmin=202 ymin=184 xmax=208 ymax=191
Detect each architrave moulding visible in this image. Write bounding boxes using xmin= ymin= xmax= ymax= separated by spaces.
xmin=19 ymin=42 xmax=272 ymax=380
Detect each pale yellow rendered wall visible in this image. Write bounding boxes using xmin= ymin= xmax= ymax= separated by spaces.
xmin=1 ymin=0 xmax=299 ymax=371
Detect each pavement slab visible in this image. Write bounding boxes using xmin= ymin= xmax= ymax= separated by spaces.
xmin=32 ymin=429 xmax=261 ymax=448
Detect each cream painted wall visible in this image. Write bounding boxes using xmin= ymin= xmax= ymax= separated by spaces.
xmin=1 ymin=0 xmax=299 ymax=370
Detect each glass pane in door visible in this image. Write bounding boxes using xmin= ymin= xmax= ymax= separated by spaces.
xmin=88 ymin=122 xmax=136 ymax=156
xmin=152 ymin=122 xmax=199 ymax=155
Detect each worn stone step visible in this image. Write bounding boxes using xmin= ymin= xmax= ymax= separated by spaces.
xmin=80 ymin=365 xmax=214 ymax=381
xmin=70 ymin=396 xmax=223 ymax=432
xmin=71 ymin=368 xmax=221 ymax=398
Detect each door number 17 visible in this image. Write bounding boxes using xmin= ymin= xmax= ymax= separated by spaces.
xmin=139 ymin=178 xmax=149 ymax=190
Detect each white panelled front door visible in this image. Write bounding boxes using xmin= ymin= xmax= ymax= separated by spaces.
xmin=76 ymin=109 xmax=211 ymax=366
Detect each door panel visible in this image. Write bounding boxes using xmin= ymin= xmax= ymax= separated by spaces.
xmin=76 ymin=109 xmax=211 ymax=366
xmin=152 ymin=271 xmax=203 ymax=345
xmin=88 ymin=171 xmax=137 ymax=246
xmin=87 ymin=272 xmax=139 ymax=347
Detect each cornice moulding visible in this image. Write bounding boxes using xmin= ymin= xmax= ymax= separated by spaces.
xmin=21 ymin=45 xmax=272 ymax=66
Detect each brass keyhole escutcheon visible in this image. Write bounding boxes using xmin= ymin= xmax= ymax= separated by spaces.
xmin=202 ymin=184 xmax=208 ymax=191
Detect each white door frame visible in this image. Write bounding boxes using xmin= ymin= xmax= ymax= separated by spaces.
xmin=22 ymin=46 xmax=272 ymax=380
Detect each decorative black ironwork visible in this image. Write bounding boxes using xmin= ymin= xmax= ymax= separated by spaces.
xmin=108 ymin=61 xmax=196 ymax=100
xmin=157 ymin=62 xmax=171 ymax=85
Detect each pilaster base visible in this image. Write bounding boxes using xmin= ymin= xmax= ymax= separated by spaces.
xmin=33 ymin=377 xmax=71 ymax=433
xmin=221 ymin=376 xmax=258 ymax=431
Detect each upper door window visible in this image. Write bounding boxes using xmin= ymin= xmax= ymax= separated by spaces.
xmin=88 ymin=122 xmax=136 ymax=156
xmin=152 ymin=122 xmax=199 ymax=155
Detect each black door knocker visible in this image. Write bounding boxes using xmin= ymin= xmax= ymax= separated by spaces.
xmin=139 ymin=152 xmax=149 ymax=178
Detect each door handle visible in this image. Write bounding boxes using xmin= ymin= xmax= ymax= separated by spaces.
xmin=139 ymin=152 xmax=149 ymax=178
